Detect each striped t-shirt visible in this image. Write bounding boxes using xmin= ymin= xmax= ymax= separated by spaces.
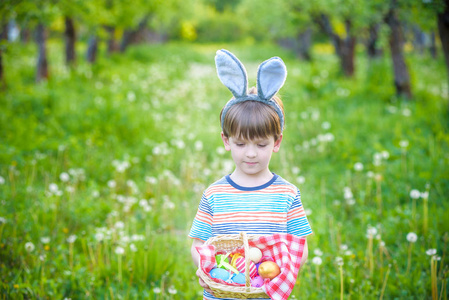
xmin=189 ymin=174 xmax=312 ymax=300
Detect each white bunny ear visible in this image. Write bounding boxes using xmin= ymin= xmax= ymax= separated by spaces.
xmin=257 ymin=57 xmax=287 ymax=100
xmin=215 ymin=49 xmax=248 ymax=98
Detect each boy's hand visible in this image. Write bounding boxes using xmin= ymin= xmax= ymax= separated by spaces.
xmin=196 ymin=269 xmax=214 ymax=295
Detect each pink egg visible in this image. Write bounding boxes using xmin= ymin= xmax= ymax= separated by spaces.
xmin=251 ymin=275 xmax=264 ymax=287
xmin=235 ymin=257 xmax=258 ymax=278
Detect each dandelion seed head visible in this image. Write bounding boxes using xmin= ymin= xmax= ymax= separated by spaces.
xmin=40 ymin=237 xmax=50 ymax=244
xmin=354 ymin=162 xmax=363 ymax=171
xmin=107 ymin=180 xmax=116 ymax=189
xmin=291 ymin=166 xmax=300 ymax=175
xmin=366 ymin=226 xmax=377 ymax=238
xmin=67 ymin=235 xmax=77 ymax=243
xmin=195 ymin=140 xmax=203 ymax=151
xmin=145 ymin=176 xmax=157 ymax=184
xmin=25 ymin=242 xmax=35 ymax=252
xmin=0 ymin=176 xmax=5 ymax=185
xmin=426 ymin=248 xmax=437 ymax=256
xmin=60 ymin=172 xmax=70 ymax=182
xmin=335 ymin=256 xmax=344 ymax=266
xmin=115 ymin=221 xmax=125 ymax=229
xmin=115 ymin=246 xmax=125 ymax=255
xmin=153 ymin=287 xmax=161 ymax=294
xmin=49 ymin=183 xmax=59 ymax=193
xmin=312 ymin=256 xmax=322 ymax=265
xmin=313 ymin=249 xmax=323 ymax=256
xmin=410 ymin=189 xmax=421 ymax=199
xmin=296 ymin=176 xmax=305 ymax=185
xmin=321 ymin=121 xmax=331 ymax=130
xmin=420 ymin=191 xmax=429 ymax=199
xmin=399 ymin=140 xmax=409 ymax=148
xmin=0 ymin=217 xmax=6 ymax=224
xmin=216 ymin=147 xmax=226 ymax=155
xmin=168 ymin=286 xmax=177 ymax=295
xmin=406 ymin=232 xmax=418 ymax=243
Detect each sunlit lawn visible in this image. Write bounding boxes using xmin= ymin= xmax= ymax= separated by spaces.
xmin=0 ymin=40 xmax=448 ymax=299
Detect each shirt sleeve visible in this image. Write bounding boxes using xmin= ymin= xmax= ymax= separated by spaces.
xmin=287 ymin=188 xmax=312 ymax=237
xmin=188 ymin=192 xmax=213 ymax=241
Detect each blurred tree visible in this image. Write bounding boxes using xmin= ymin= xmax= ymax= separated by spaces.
xmin=437 ymin=0 xmax=449 ymax=85
xmin=205 ymin=0 xmax=241 ymax=13
xmin=311 ymin=0 xmax=374 ymax=77
xmin=238 ymin=0 xmax=314 ymax=60
xmin=385 ymin=0 xmax=412 ymax=99
xmin=13 ymin=0 xmax=59 ymax=82
xmin=57 ymin=0 xmax=87 ymax=66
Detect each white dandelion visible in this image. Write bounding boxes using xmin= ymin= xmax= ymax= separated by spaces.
xmin=426 ymin=249 xmax=437 ymax=256
xmin=60 ymin=172 xmax=70 ymax=182
xmin=107 ymin=180 xmax=116 ymax=189
xmin=67 ymin=235 xmax=77 ymax=243
xmin=312 ymin=256 xmax=322 ymax=265
xmin=25 ymin=242 xmax=35 ymax=252
xmin=410 ymin=189 xmax=421 ymax=199
xmin=354 ymin=162 xmax=364 ymax=171
xmin=406 ymin=232 xmax=418 ymax=243
xmin=40 ymin=237 xmax=50 ymax=244
xmin=115 ymin=246 xmax=125 ymax=255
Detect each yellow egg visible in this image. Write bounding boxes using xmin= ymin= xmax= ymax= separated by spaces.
xmin=258 ymin=261 xmax=280 ymax=280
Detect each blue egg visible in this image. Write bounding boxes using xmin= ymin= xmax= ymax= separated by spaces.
xmin=232 ymin=273 xmax=246 ymax=284
xmin=209 ymin=268 xmax=231 ymax=281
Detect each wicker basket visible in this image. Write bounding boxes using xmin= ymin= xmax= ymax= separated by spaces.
xmin=197 ymin=232 xmax=270 ymax=299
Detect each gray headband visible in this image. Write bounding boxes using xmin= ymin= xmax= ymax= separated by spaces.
xmin=215 ymin=49 xmax=287 ymax=132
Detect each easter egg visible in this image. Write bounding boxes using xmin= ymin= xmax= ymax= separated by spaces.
xmin=248 ymin=247 xmax=262 ymax=263
xmin=251 ymin=275 xmax=264 ymax=287
xmin=232 ymin=273 xmax=246 ymax=284
xmin=209 ymin=268 xmax=231 ymax=281
xmin=258 ymin=261 xmax=280 ymax=280
xmin=235 ymin=257 xmax=258 ymax=278
xmin=230 ymin=253 xmax=243 ymax=268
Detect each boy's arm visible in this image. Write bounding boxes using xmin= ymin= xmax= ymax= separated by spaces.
xmin=191 ymin=239 xmax=214 ymax=295
xmin=191 ymin=239 xmax=204 ymax=267
xmin=300 ymin=238 xmax=308 ymax=267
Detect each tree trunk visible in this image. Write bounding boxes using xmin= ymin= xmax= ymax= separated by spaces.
xmin=385 ymin=2 xmax=412 ymax=99
xmin=35 ymin=23 xmax=49 ymax=82
xmin=296 ymin=27 xmax=312 ymax=61
xmin=437 ymin=0 xmax=449 ymax=89
xmin=64 ymin=16 xmax=76 ymax=65
xmin=86 ymin=35 xmax=98 ymax=64
xmin=316 ymin=14 xmax=356 ymax=77
xmin=0 ymin=23 xmax=7 ymax=89
xmin=120 ymin=15 xmax=150 ymax=52
xmin=105 ymin=25 xmax=119 ymax=54
xmin=367 ymin=23 xmax=382 ymax=58
xmin=412 ymin=25 xmax=426 ymax=55
xmin=429 ymin=31 xmax=437 ymax=59
xmin=339 ymin=20 xmax=356 ymax=77
xmin=21 ymin=27 xmax=31 ymax=43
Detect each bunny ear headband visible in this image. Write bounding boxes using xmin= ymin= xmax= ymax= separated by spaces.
xmin=215 ymin=49 xmax=287 ymax=131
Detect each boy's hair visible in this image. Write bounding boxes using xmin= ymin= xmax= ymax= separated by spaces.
xmin=220 ymin=87 xmax=284 ymax=141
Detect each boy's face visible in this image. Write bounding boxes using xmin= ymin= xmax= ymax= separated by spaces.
xmin=221 ymin=133 xmax=282 ymax=178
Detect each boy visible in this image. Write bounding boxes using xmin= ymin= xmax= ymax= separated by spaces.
xmin=189 ymin=50 xmax=312 ymax=299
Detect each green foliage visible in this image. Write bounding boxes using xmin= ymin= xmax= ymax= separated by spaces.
xmin=0 ymin=40 xmax=448 ymax=299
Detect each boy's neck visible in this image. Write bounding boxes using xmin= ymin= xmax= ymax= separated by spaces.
xmin=229 ymin=169 xmax=274 ymax=188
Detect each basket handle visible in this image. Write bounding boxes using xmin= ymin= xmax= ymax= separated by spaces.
xmin=240 ymin=232 xmax=251 ymax=290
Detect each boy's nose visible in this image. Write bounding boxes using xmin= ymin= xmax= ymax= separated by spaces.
xmin=245 ymin=146 xmax=257 ymax=158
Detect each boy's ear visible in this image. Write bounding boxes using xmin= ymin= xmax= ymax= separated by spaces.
xmin=221 ymin=132 xmax=231 ymax=151
xmin=273 ymin=134 xmax=283 ymax=153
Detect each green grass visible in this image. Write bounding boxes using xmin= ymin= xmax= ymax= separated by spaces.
xmin=0 ymin=40 xmax=448 ymax=299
